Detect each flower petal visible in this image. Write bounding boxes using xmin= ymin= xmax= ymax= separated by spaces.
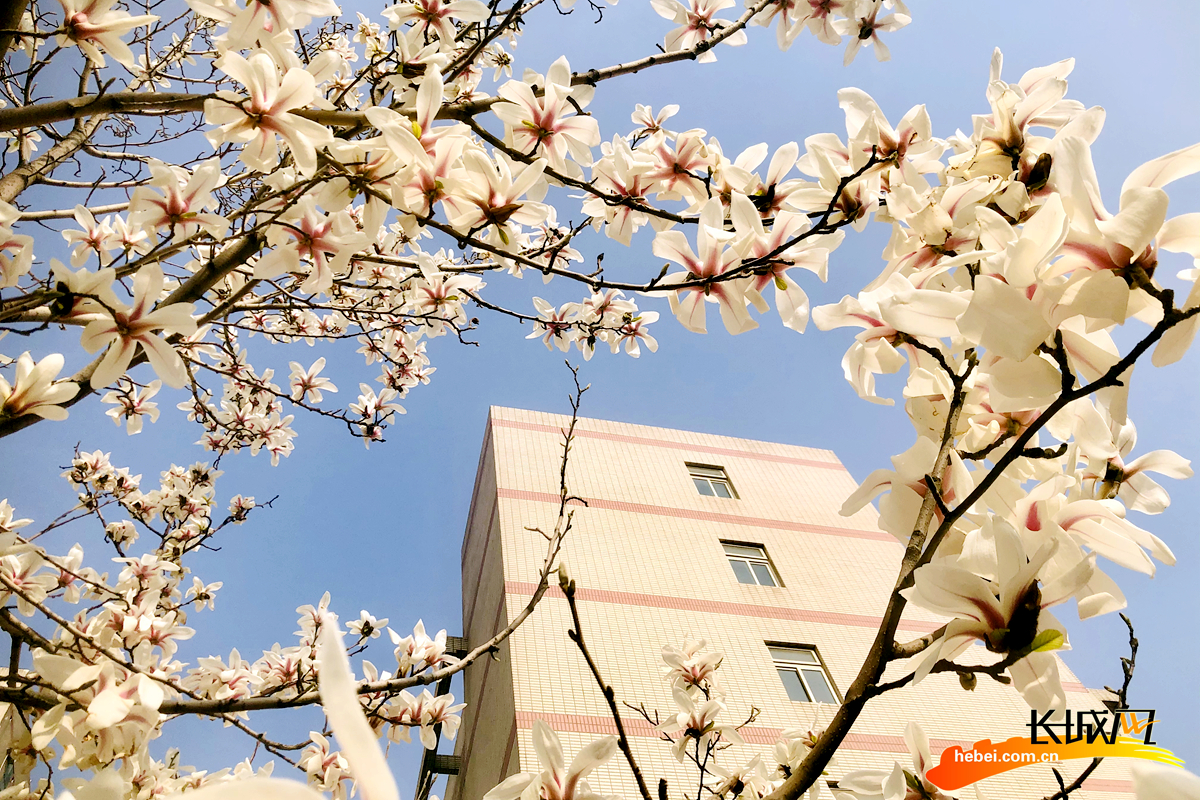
xmin=316 ymin=623 xmax=401 ymax=800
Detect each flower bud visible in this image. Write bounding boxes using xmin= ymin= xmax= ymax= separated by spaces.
xmin=557 ymin=561 xmax=574 ymax=594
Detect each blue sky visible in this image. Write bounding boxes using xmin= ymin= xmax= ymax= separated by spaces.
xmin=3 ymin=0 xmax=1199 ymax=793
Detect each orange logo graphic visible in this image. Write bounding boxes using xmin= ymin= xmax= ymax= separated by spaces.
xmin=925 ymin=710 xmax=1181 ymax=791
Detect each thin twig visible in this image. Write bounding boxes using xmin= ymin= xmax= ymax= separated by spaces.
xmin=565 ymin=584 xmax=654 ymax=800
xmin=1037 ymin=615 xmax=1138 ymax=800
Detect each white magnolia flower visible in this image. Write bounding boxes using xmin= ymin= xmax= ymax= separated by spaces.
xmin=129 ymin=159 xmax=229 ymax=242
xmin=79 ymin=264 xmax=198 ymax=389
xmin=205 ymin=52 xmax=334 ymax=177
xmin=651 ymin=0 xmax=748 ymax=63
xmin=656 ymin=685 xmax=744 ymax=762
xmin=0 ymin=352 xmax=78 ymax=421
xmin=289 ymin=358 xmax=338 ymax=403
xmin=55 ymin=0 xmax=158 ymax=67
xmin=902 ymin=520 xmax=1095 ymax=715
xmin=483 ymin=719 xmax=617 ymax=800
xmin=102 ymin=379 xmax=162 ymax=434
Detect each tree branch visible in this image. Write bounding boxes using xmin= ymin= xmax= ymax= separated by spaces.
xmin=565 ymin=582 xmax=654 ymax=800
xmin=162 ymin=365 xmax=590 ymax=716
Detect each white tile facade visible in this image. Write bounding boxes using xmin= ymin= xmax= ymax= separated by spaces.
xmin=446 ymin=407 xmax=1134 ymax=800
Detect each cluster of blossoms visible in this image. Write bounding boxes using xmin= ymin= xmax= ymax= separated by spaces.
xmin=798 ymin=52 xmax=1199 ymax=716
xmin=0 ymin=450 xmax=469 ymax=800
xmin=527 ymin=291 xmax=660 ymax=357
xmin=0 ymin=0 xmax=924 ymax=447
xmin=296 ymin=612 xmax=466 ymax=798
xmin=0 ymin=0 xmax=1197 ymax=799
xmin=656 ymin=638 xmax=746 ymax=762
xmin=653 ymin=0 xmax=911 ymax=66
xmin=0 ymin=451 xmax=233 ymax=797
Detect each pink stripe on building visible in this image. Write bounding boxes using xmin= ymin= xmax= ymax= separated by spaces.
xmin=505 ymin=580 xmax=941 ymax=633
xmin=497 ymin=488 xmax=896 ymax=543
xmin=510 ymin=712 xmax=1131 ymax=792
xmin=504 ymin=581 xmax=1092 ymax=694
xmin=492 ymin=417 xmax=846 ymax=470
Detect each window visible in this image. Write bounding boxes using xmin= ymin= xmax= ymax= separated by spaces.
xmin=769 ymin=646 xmax=838 ymax=704
xmin=689 ymin=464 xmax=736 ymax=498
xmin=722 ymin=542 xmax=779 ymax=587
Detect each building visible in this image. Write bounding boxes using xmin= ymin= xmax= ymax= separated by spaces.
xmin=438 ymin=407 xmax=1134 ymax=800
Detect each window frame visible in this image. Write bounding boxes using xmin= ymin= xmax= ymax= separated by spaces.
xmin=687 ymin=463 xmax=738 ymax=499
xmin=766 ymin=643 xmax=841 ymax=705
xmin=721 ymin=540 xmax=782 ymax=587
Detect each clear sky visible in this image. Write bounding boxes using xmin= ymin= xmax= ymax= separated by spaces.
xmin=3 ymin=0 xmax=1198 ymax=794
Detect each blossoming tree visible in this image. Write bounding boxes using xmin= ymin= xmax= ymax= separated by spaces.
xmin=0 ymin=1 xmax=1197 ymax=800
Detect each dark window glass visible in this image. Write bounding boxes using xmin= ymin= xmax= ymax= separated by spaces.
xmin=688 ymin=465 xmax=736 ymax=498
xmin=777 ymin=668 xmax=811 ymax=702
xmin=751 ymin=562 xmax=776 ymax=587
xmin=769 ymin=647 xmax=818 ymax=664
xmin=730 ymin=560 xmax=756 ymax=584
xmin=803 ymin=669 xmax=838 ymax=704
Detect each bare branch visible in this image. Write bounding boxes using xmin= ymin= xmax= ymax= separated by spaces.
xmin=1036 ymin=615 xmax=1139 ymax=800
xmin=565 ymin=584 xmax=654 ymax=800
xmin=19 ymin=201 xmax=129 ymax=221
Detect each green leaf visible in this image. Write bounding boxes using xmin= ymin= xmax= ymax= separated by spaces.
xmin=986 ymin=628 xmax=1009 ymax=649
xmin=1030 ymin=629 xmax=1065 ymax=652
xmin=904 ymin=771 xmax=923 ymax=793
